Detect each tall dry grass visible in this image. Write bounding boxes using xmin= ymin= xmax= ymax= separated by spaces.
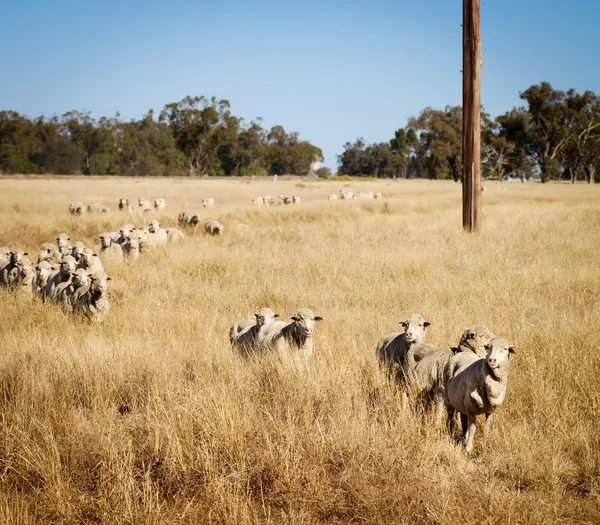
xmin=0 ymin=176 xmax=599 ymax=524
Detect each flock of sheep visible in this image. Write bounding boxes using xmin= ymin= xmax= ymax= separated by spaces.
xmin=3 ymin=187 xmax=513 ymax=454
xmin=229 ymin=308 xmax=515 ymax=453
xmin=328 ymin=189 xmax=383 ymax=201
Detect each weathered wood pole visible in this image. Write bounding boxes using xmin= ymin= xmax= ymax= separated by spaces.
xmin=462 ymin=0 xmax=482 ymax=232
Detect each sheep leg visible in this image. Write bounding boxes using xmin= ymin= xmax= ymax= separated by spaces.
xmin=464 ymin=415 xmax=477 ymax=453
xmin=446 ymin=406 xmax=455 ymax=438
xmin=483 ymin=412 xmax=494 ymax=440
xmin=433 ymin=393 xmax=444 ymax=428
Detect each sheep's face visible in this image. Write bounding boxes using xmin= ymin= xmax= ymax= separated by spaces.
xmin=56 ymin=233 xmax=70 ymax=250
xmin=10 ymin=249 xmax=26 ymax=264
xmin=461 ymin=325 xmax=495 ymax=357
xmin=82 ymin=251 xmax=97 ymax=266
xmin=138 ymin=198 xmax=147 ymax=207
xmin=291 ymin=308 xmax=323 ymax=338
xmin=485 ymin=338 xmax=515 ymax=369
xmin=148 ymin=220 xmax=160 ymax=233
xmin=400 ymin=314 xmax=430 ymax=344
xmin=255 ymin=309 xmax=279 ymax=327
xmin=36 ymin=263 xmax=53 ymax=284
xmin=72 ymin=269 xmax=89 ymax=288
xmin=18 ymin=257 xmax=34 ymax=278
xmin=119 ymin=198 xmax=129 ymax=208
xmin=72 ymin=242 xmax=86 ymax=260
xmin=90 ymin=274 xmax=111 ymax=296
xmin=60 ymin=256 xmax=77 ymax=277
xmin=99 ymin=234 xmax=112 ymax=248
xmin=127 ymin=238 xmax=140 ymax=251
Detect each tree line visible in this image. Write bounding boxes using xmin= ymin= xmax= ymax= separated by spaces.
xmin=338 ymin=82 xmax=600 ymax=183
xmin=0 ymin=96 xmax=323 ymax=177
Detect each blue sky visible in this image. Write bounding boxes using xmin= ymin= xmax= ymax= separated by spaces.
xmin=1 ymin=0 xmax=599 ymax=167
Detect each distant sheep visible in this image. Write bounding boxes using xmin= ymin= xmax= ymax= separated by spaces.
xmin=204 ymin=220 xmax=224 ymax=236
xmin=98 ymin=233 xmax=124 ymax=262
xmin=256 ymin=307 xmax=323 ymax=361
xmin=165 ymin=227 xmax=185 ymax=243
xmin=118 ymin=198 xmax=136 ymax=214
xmin=122 ymin=237 xmax=140 ymax=260
xmin=72 ymin=272 xmax=111 ymax=323
xmin=69 ymin=202 xmax=86 ymax=215
xmin=252 ymin=197 xmax=264 ymax=205
xmin=179 ymin=211 xmax=201 ymax=227
xmin=154 ymin=198 xmax=167 ymax=210
xmin=88 ymin=203 xmax=110 ymax=213
xmin=230 ymin=307 xmax=280 ymax=355
xmin=138 ymin=198 xmax=153 ymax=212
xmin=55 ymin=233 xmax=72 ymax=257
xmin=202 ymin=198 xmax=215 ymax=208
xmin=444 ymin=337 xmax=516 ymax=453
xmin=147 ymin=219 xmax=168 ymax=247
xmin=328 ymin=194 xmax=338 ymax=201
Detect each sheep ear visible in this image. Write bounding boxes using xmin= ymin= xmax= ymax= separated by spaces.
xmin=106 ymin=276 xmax=112 ymax=281
xmin=314 ymin=316 xmax=323 ymax=322
xmin=290 ymin=316 xmax=299 ymax=321
xmin=274 ymin=314 xmax=280 ymax=318
xmin=508 ymin=346 xmax=516 ymax=354
xmin=93 ymin=253 xmax=98 ymax=257
xmin=424 ymin=321 xmax=431 ymax=328
xmin=399 ymin=321 xmax=407 ymax=327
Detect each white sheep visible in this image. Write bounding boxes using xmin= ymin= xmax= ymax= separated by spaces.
xmin=147 ymin=219 xmax=168 ymax=247
xmin=71 ymin=241 xmax=87 ymax=264
xmin=118 ymin=198 xmax=136 ymax=214
xmin=340 ymin=189 xmax=354 ymax=199
xmin=44 ymin=255 xmax=77 ymax=302
xmin=113 ymin=224 xmax=135 ymax=245
xmin=0 ymin=249 xmax=28 ymax=286
xmin=374 ymin=192 xmax=383 ymax=199
xmin=88 ymin=203 xmax=110 ymax=213
xmin=35 ymin=261 xmax=54 ymax=298
xmin=408 ymin=325 xmax=496 ymax=426
xmin=328 ymin=194 xmax=338 ymax=201
xmin=138 ymin=198 xmax=153 ymax=212
xmin=202 ymin=198 xmax=215 ymax=208
xmin=54 ymin=268 xmax=90 ymax=311
xmin=252 ymin=197 xmax=264 ymax=205
xmin=154 ymin=198 xmax=167 ymax=210
xmin=256 ymin=307 xmax=323 ymax=361
xmin=72 ymin=271 xmax=111 ymax=323
xmin=8 ymin=255 xmax=35 ymax=293
xmin=230 ymin=307 xmax=280 ymax=354
xmin=55 ymin=233 xmax=72 ymax=257
xmin=204 ymin=220 xmax=224 ymax=236
xmin=292 ymin=196 xmax=301 ymax=204
xmin=79 ymin=249 xmax=105 ymax=274
xmin=98 ymin=233 xmax=124 ymax=262
xmin=37 ymin=242 xmax=59 ymax=264
xmin=444 ymin=337 xmax=516 ymax=453
xmin=353 ymin=192 xmax=375 ymax=199
xmin=122 ymin=237 xmax=140 ymax=260
xmin=178 ymin=211 xmax=201 ymax=227
xmin=69 ymin=202 xmax=86 ymax=215
xmin=165 ymin=227 xmax=185 ymax=243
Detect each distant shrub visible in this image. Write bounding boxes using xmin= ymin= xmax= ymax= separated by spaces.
xmin=336 ymin=175 xmax=353 ymax=182
xmin=296 ymin=183 xmax=306 ymax=189
xmin=316 ymin=167 xmax=332 ymax=178
xmin=237 ymin=166 xmax=268 ymax=177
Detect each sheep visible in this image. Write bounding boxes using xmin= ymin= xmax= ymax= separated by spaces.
xmin=353 ymin=192 xmax=375 ymax=199
xmin=130 ymin=228 xmax=149 ymax=252
xmin=0 ymin=249 xmax=28 ymax=286
xmin=147 ymin=219 xmax=168 ymax=247
xmin=256 ymin=307 xmax=323 ymax=361
xmin=178 ymin=211 xmax=201 ymax=227
xmin=8 ymin=255 xmax=35 ymax=293
xmin=283 ymin=196 xmax=293 ymax=204
xmin=154 ymin=198 xmax=167 ymax=210
xmin=71 ymin=241 xmax=87 ymax=263
xmin=0 ymin=247 xmax=9 ymax=268
xmin=72 ymin=271 xmax=111 ymax=323
xmin=408 ymin=325 xmax=496 ymax=426
xmin=340 ymin=189 xmax=354 ymax=200
xmin=56 ymin=233 xmax=72 ymax=257
xmin=69 ymin=202 xmax=86 ymax=215
xmin=37 ymin=242 xmax=59 ymax=264
xmin=118 ymin=198 xmax=136 ymax=214
xmin=202 ymin=198 xmax=215 ymax=208
xmin=444 ymin=337 xmax=516 ymax=453
xmin=98 ymin=232 xmax=124 ymax=262
xmin=374 ymin=192 xmax=383 ymax=199
xmin=204 ymin=220 xmax=224 ymax=236
xmin=165 ymin=227 xmax=185 ymax=243
xmin=328 ymin=194 xmax=338 ymax=201
xmin=79 ymin=249 xmax=105 ymax=274
xmin=292 ymin=196 xmax=301 ymax=204
xmin=113 ymin=224 xmax=135 ymax=245
xmin=252 ymin=197 xmax=264 ymax=205
xmin=54 ymin=268 xmax=90 ymax=311
xmin=229 ymin=307 xmax=280 ymax=354
xmin=34 ymin=261 xmax=54 ymax=298
xmin=122 ymin=236 xmax=140 ymax=260
xmin=376 ymin=313 xmax=433 ymax=380
xmin=44 ymin=255 xmax=77 ymax=302
xmin=88 ymin=202 xmax=110 ymax=213
xmin=138 ymin=198 xmax=153 ymax=212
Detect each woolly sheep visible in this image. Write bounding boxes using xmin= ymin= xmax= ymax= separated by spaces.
xmin=122 ymin=237 xmax=140 ymax=260
xmin=340 ymin=189 xmax=354 ymax=200
xmin=179 ymin=211 xmax=201 ymax=227
xmin=38 ymin=242 xmax=58 ymax=264
xmin=8 ymin=255 xmax=35 ymax=293
xmin=154 ymin=198 xmax=167 ymax=210
xmin=283 ymin=197 xmax=293 ymax=204
xmin=88 ymin=202 xmax=110 ymax=213
xmin=71 ymin=241 xmax=86 ymax=263
xmin=165 ymin=227 xmax=185 ymax=242
xmin=374 ymin=192 xmax=383 ymax=199
xmin=1 ymin=249 xmax=28 ymax=286
xmin=147 ymin=220 xmax=168 ymax=247
xmin=118 ymin=198 xmax=136 ymax=214
xmin=56 ymin=233 xmax=72 ymax=257
xmin=376 ymin=313 xmax=432 ymax=381
xmin=256 ymin=307 xmax=323 ymax=361
xmin=35 ymin=261 xmax=54 ymax=298
xmin=328 ymin=194 xmax=338 ymax=201
xmin=202 ymin=198 xmax=215 ymax=208
xmin=72 ymin=271 xmax=111 ymax=323
xmin=54 ymin=268 xmax=90 ymax=311
xmin=138 ymin=198 xmax=153 ymax=212
xmin=444 ymin=337 xmax=516 ymax=453
xmin=44 ymin=255 xmax=77 ymax=302
xmin=69 ymin=202 xmax=86 ymax=215
xmin=252 ymin=197 xmax=264 ymax=205
xmin=79 ymin=249 xmax=105 ymax=274
xmin=98 ymin=233 xmax=124 ymax=262
xmin=353 ymin=192 xmax=375 ymax=199
xmin=230 ymin=307 xmax=280 ymax=354
xmin=292 ymin=196 xmax=301 ymax=204
xmin=204 ymin=220 xmax=224 ymax=236
xmin=409 ymin=325 xmax=496 ymax=426
xmin=114 ymin=224 xmax=135 ymax=245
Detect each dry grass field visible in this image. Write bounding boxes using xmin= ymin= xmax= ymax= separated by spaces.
xmin=0 ymin=175 xmax=599 ymax=524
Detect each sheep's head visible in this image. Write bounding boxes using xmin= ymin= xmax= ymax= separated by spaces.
xmin=17 ymin=256 xmax=34 ymax=278
xmin=399 ymin=314 xmax=430 ymax=345
xmin=71 ymin=241 xmax=86 ymax=260
xmin=189 ymin=214 xmax=200 ymax=226
xmin=10 ymin=249 xmax=27 ymax=264
xmin=72 ymin=268 xmax=90 ymax=288
xmin=138 ymin=198 xmax=147 ymax=207
xmin=81 ymin=249 xmax=97 ymax=267
xmin=127 ymin=238 xmax=140 ymax=252
xmin=36 ymin=261 xmax=53 ymax=283
xmin=56 ymin=233 xmax=70 ymax=250
xmin=255 ymin=308 xmax=279 ymax=327
xmin=119 ymin=198 xmax=129 ymax=208
xmin=290 ymin=308 xmax=323 ymax=338
xmin=119 ymin=224 xmax=135 ymax=239
xmin=485 ymin=337 xmax=516 ymax=369
xmin=148 ymin=220 xmax=160 ymax=233
xmin=99 ymin=233 xmax=113 ymax=248
xmin=90 ymin=271 xmax=111 ymax=294
xmin=459 ymin=325 xmax=496 ymax=357
xmin=60 ymin=255 xmax=77 ymax=277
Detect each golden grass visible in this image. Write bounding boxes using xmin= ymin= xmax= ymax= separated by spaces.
xmin=0 ymin=176 xmax=599 ymax=524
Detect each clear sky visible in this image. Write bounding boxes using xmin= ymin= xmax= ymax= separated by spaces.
xmin=1 ymin=0 xmax=599 ymax=167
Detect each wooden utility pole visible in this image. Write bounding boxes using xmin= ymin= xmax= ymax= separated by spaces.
xmin=462 ymin=0 xmax=482 ymax=232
